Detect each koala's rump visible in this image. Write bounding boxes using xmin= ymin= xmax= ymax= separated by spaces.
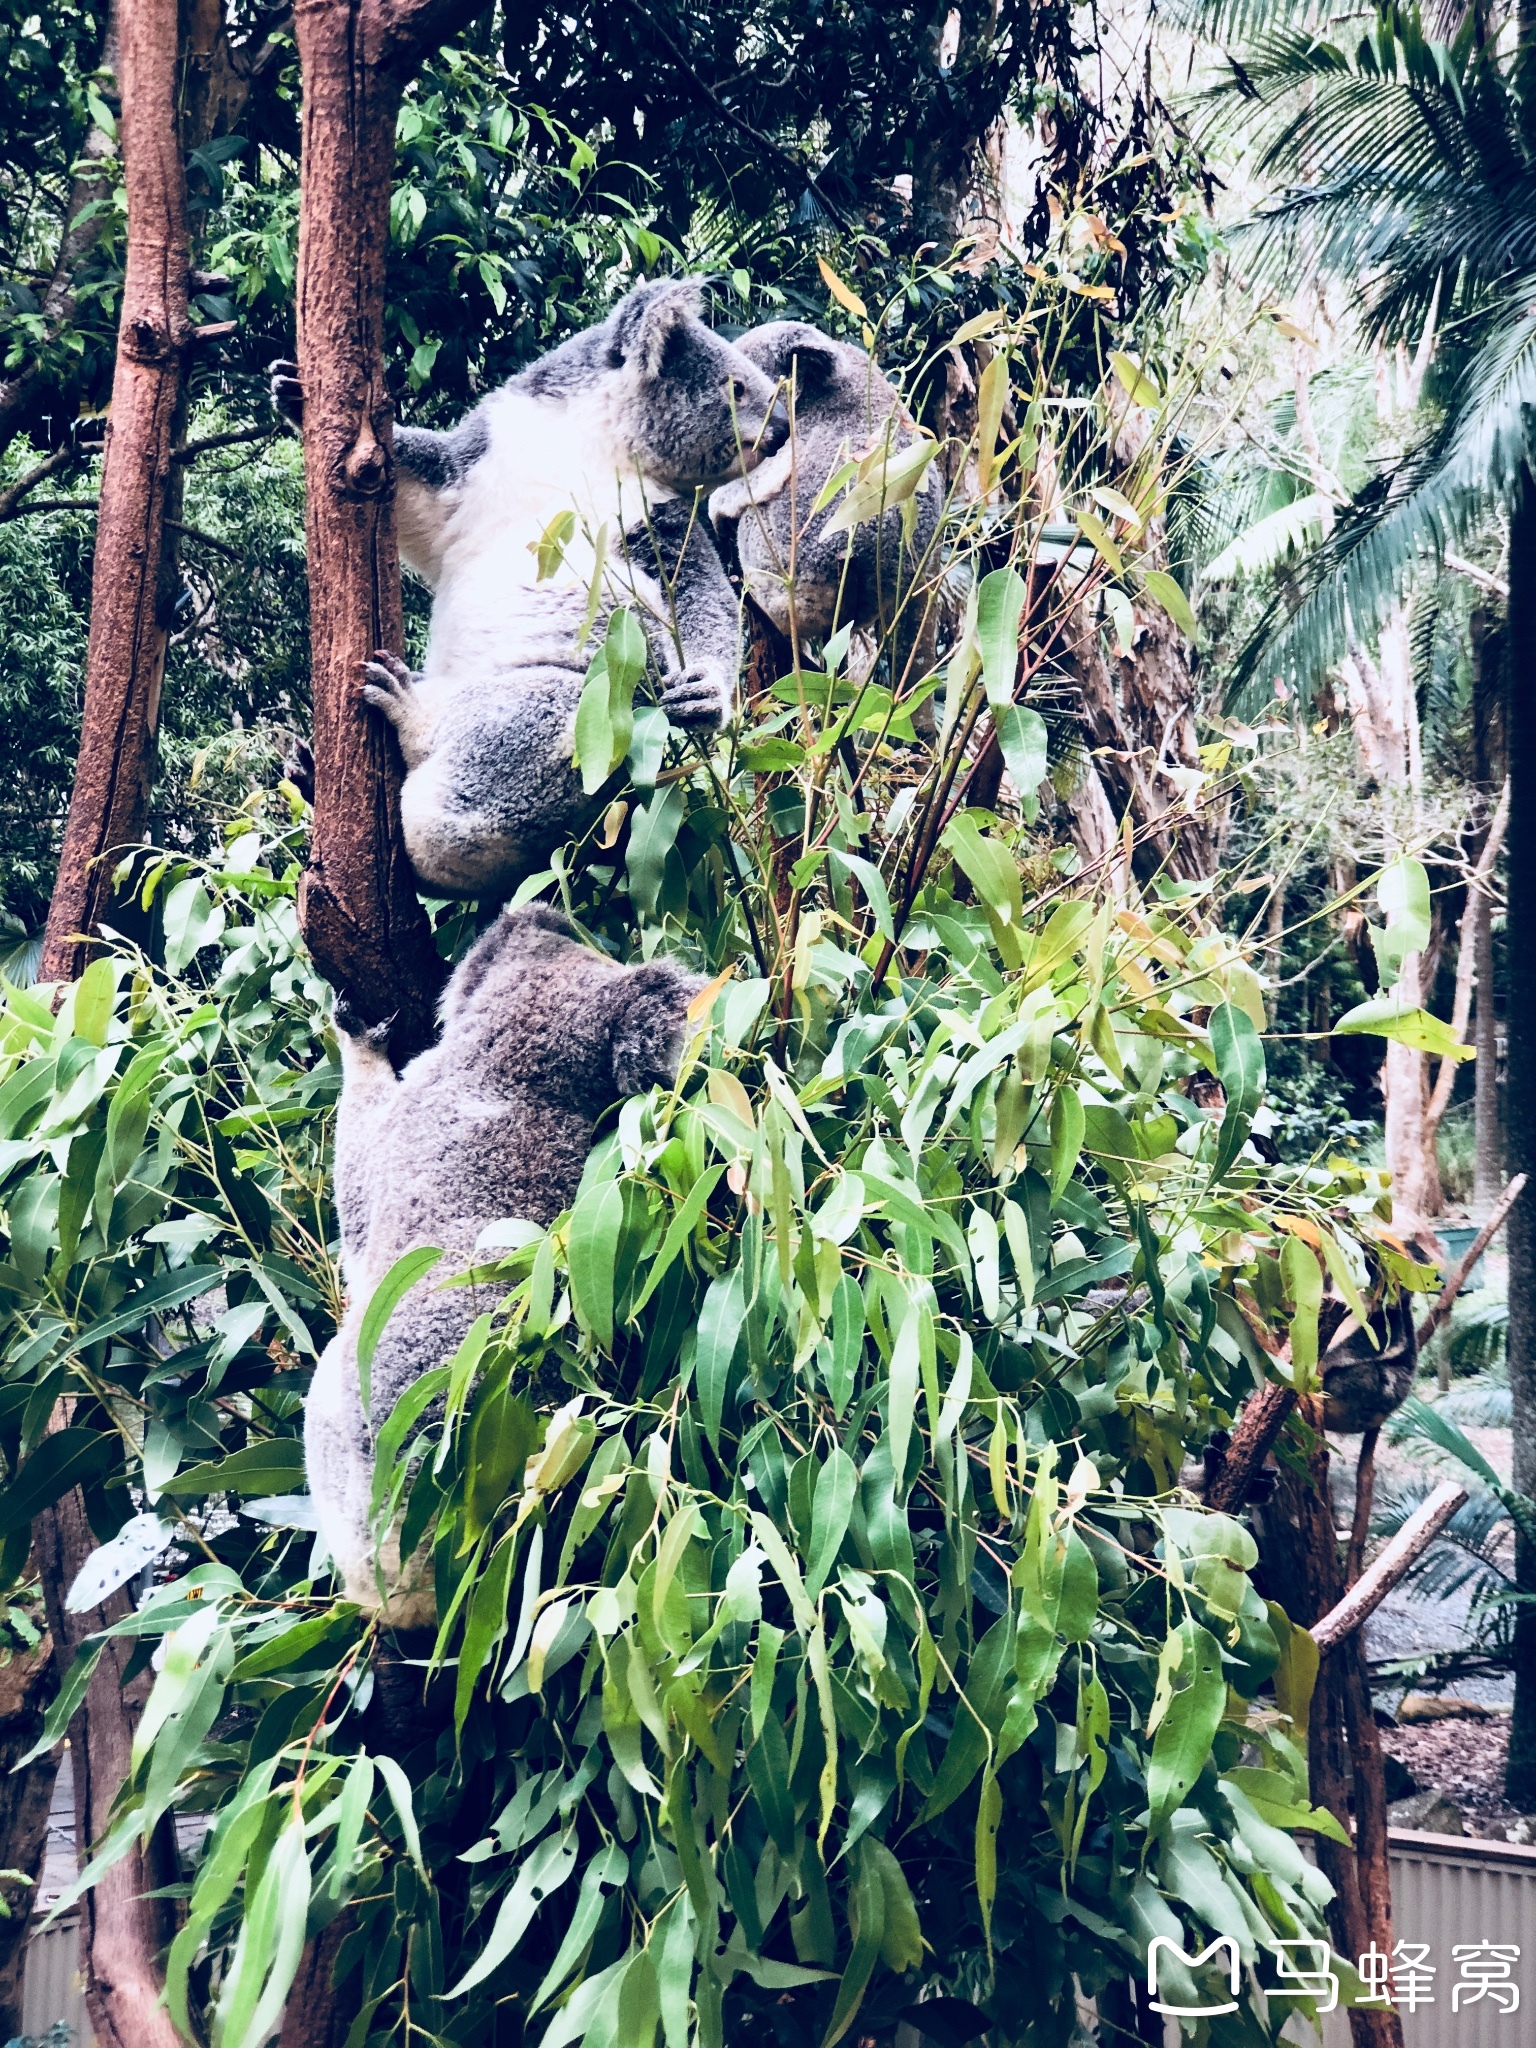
xmin=401 ymin=664 xmax=593 ymax=896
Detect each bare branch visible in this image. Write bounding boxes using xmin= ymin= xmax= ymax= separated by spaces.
xmin=175 ymin=424 xmax=275 ymax=461
xmin=1416 ymin=1171 xmax=1528 ymax=1350
xmin=0 ymin=442 xmax=81 ymax=521
xmin=1205 ymin=1377 xmax=1298 ymax=1515
xmin=1311 ymin=1481 xmax=1469 ymax=1652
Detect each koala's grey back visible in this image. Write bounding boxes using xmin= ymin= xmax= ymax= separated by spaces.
xmin=307 ymin=907 xmax=704 ymax=1614
xmin=357 ymin=905 xmax=701 ymax=1420
xmin=1321 ymin=1297 xmax=1418 ymax=1432
xmin=710 ymin=321 xmax=942 ymax=664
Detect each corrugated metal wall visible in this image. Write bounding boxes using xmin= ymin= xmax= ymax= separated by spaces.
xmin=17 ymin=1825 xmax=1536 ymax=2047
xmin=18 ymin=1915 xmax=90 ymax=2045
xmin=1348 ymin=1831 xmax=1536 ymax=2048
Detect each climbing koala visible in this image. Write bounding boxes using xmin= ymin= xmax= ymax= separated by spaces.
xmin=1321 ymin=1294 xmax=1418 ymax=1432
xmin=305 ymin=905 xmax=704 ymax=1618
xmin=707 ymin=320 xmax=943 ymax=689
xmin=272 ymin=279 xmax=786 ymax=898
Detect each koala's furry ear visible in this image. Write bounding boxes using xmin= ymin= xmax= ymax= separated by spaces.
xmin=736 ymin=322 xmax=842 ymax=395
xmin=609 ymin=960 xmax=706 ymax=1098
xmin=611 ymin=279 xmax=704 ymax=378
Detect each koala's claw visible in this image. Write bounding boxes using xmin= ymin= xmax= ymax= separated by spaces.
xmin=660 ymin=666 xmax=736 ymax=732
xmin=283 ymin=735 xmax=315 ymax=804
xmin=360 ymin=651 xmax=418 ymax=722
xmin=269 ymin=358 xmax=303 ymax=432
xmin=333 ymin=994 xmax=395 ymax=1051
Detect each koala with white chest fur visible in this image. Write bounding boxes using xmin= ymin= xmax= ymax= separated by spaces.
xmin=307 ymin=905 xmax=703 ymax=1619
xmin=708 ymin=320 xmax=942 ymax=686
xmin=274 ymin=280 xmax=786 ymax=899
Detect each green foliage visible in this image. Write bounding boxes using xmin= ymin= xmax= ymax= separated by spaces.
xmin=0 ymin=75 xmax=1395 ymax=2048
xmin=0 ymin=308 xmax=1404 ymax=2026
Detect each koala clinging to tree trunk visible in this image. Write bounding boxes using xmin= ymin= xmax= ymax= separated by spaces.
xmin=273 ymin=279 xmax=787 ymax=899
xmin=707 ymin=320 xmax=943 ymax=691
xmin=306 ymin=905 xmax=704 ymax=1621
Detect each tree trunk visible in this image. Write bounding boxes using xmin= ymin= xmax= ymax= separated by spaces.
xmin=1471 ymin=608 xmax=1506 ymax=1217
xmin=34 ymin=1470 xmax=183 ymax=2048
xmin=289 ymin=0 xmax=487 ymax=1061
xmin=1504 ymin=470 xmax=1536 ymax=1806
xmin=0 ymin=5 xmax=120 ymax=463
xmin=0 ymin=1639 xmax=59 ymax=2040
xmin=38 ymin=0 xmax=190 ymax=987
xmin=1473 ymin=876 xmax=1501 ymax=1213
xmin=1261 ymin=1414 xmax=1404 ymax=2048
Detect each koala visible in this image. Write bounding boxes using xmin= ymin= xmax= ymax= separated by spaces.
xmin=1320 ymin=1294 xmax=1418 ymax=1433
xmin=273 ymin=279 xmax=787 ymax=898
xmin=305 ymin=905 xmax=704 ymax=1618
xmin=707 ymin=321 xmax=943 ymax=691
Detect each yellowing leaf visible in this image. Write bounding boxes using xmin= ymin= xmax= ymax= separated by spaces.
xmin=1109 ymin=349 xmax=1161 ymax=405
xmin=1089 ymin=483 xmax=1144 ymax=534
xmin=951 ymin=308 xmax=1006 ymax=348
xmin=818 ymin=256 xmax=867 ymax=319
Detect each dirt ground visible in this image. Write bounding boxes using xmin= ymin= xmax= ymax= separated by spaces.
xmin=1378 ymin=1717 xmax=1533 ymax=1841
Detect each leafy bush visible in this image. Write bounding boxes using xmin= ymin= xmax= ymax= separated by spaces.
xmin=1 ymin=282 xmax=1419 ymax=2048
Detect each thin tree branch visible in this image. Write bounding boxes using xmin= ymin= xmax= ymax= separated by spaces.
xmin=3 ymin=497 xmax=99 ymax=517
xmin=1346 ymin=1424 xmax=1379 ymax=1588
xmin=175 ymin=424 xmax=275 ymax=461
xmin=166 ymin=518 xmax=242 ymax=559
xmin=1416 ymin=1171 xmax=1528 ymax=1349
xmin=0 ymin=442 xmax=81 ymax=521
xmin=1445 ymin=550 xmax=1510 ymax=599
xmin=1312 ymin=1481 xmax=1469 ymax=1651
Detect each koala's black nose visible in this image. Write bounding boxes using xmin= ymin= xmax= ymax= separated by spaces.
xmin=760 ymin=398 xmax=791 ymax=453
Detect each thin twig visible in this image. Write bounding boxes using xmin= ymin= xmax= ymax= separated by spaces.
xmin=1346 ymin=1424 xmax=1379 ymax=1589
xmin=1312 ymin=1481 xmax=1468 ymax=1652
xmin=1416 ymin=1172 xmax=1527 ymax=1350
xmin=166 ymin=518 xmax=243 ymax=560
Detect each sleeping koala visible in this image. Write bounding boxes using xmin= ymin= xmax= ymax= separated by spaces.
xmin=273 ymin=279 xmax=785 ymax=898
xmin=1321 ymin=1294 xmax=1418 ymax=1432
xmin=306 ymin=904 xmax=704 ymax=1619
xmin=708 ymin=320 xmax=943 ymax=688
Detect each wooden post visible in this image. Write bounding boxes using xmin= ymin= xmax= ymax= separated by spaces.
xmin=290 ymin=0 xmax=482 ymax=1059
xmin=38 ymin=0 xmax=189 ymax=985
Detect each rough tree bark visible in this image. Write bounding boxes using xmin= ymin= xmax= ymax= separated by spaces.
xmin=38 ymin=0 xmax=191 ymax=986
xmin=1504 ymin=471 xmax=1536 ymax=1805
xmin=290 ymin=0 xmax=484 ymax=1057
xmin=1261 ymin=1411 xmax=1403 ymax=2048
xmin=0 ymin=1638 xmax=58 ymax=2040
xmin=34 ymin=1448 xmax=182 ymax=2048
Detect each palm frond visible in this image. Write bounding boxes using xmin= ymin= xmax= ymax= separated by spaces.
xmin=1200 ymin=492 xmax=1334 ymax=583
xmin=1228 ymin=292 xmax=1536 ymax=709
xmin=1446 ymin=1302 xmax=1509 ymax=1378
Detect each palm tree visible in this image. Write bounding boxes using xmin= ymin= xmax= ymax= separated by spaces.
xmin=1177 ymin=0 xmax=1536 ymax=1802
